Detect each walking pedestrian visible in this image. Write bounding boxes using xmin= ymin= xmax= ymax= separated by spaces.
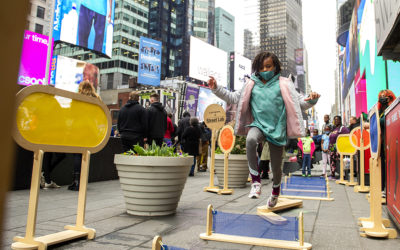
xmin=298 ymin=129 xmax=315 ymax=177
xmin=147 ymin=93 xmax=167 ymax=146
xmin=322 ymin=114 xmax=332 ymax=132
xmin=182 ymin=117 xmax=202 ymax=176
xmin=164 ymin=113 xmax=175 ymax=147
xmin=41 ymin=153 xmax=65 ymax=189
xmin=69 ymin=81 xmax=101 ymax=191
xmin=117 ymin=91 xmax=147 ymax=151
xmin=321 ymin=126 xmax=331 ymax=178
xmin=208 ymin=51 xmax=320 ymax=207
xmin=328 ymin=116 xmax=349 ymax=180
xmin=177 ymin=111 xmax=191 ymax=149
xmin=197 ymin=122 xmax=211 ymax=172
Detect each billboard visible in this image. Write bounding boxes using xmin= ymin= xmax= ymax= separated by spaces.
xmin=229 ymin=52 xmax=251 ymax=91
xmin=189 ymin=36 xmax=228 ymax=87
xmin=53 ymin=0 xmax=115 ymax=57
xmin=196 ymin=87 xmax=226 ymax=122
xmin=18 ymin=30 xmax=53 ymax=86
xmin=51 ymin=55 xmax=99 ymax=92
xmin=138 ymin=36 xmax=162 ymax=86
xmin=183 ymin=85 xmax=200 ymax=117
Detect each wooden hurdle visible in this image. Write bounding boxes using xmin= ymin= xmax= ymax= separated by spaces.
xmin=200 ymin=205 xmax=312 ymax=249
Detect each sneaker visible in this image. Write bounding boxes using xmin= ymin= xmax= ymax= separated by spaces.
xmin=267 ymin=194 xmax=279 ymax=208
xmin=307 ymin=174 xmax=312 ymax=177
xmin=44 ymin=181 xmax=60 ymax=189
xmin=40 ymin=173 xmax=45 ymax=189
xmin=248 ymin=182 xmax=261 ymax=199
xmin=302 ymin=174 xmax=306 ymax=177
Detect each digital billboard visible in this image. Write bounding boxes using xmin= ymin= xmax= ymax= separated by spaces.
xmin=53 ymin=0 xmax=115 ymax=57
xmin=138 ymin=36 xmax=162 ymax=86
xmin=189 ymin=36 xmax=228 ymax=87
xmin=229 ymin=52 xmax=251 ymax=91
xmin=51 ymin=55 xmax=99 ymax=93
xmin=196 ymin=87 xmax=226 ymax=122
xmin=18 ymin=30 xmax=53 ymax=86
xmin=183 ymin=85 xmax=200 ymax=117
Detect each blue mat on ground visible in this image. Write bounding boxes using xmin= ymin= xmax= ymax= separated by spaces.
xmin=162 ymin=246 xmax=187 ymax=250
xmin=282 ymin=183 xmax=327 ymax=190
xmin=280 ymin=189 xmax=328 ymax=198
xmin=212 ymin=210 xmax=298 ymax=241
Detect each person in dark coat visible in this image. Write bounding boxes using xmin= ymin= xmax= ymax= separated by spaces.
xmin=117 ymin=91 xmax=148 ymax=151
xmin=147 ymin=93 xmax=167 ymax=146
xmin=177 ymin=111 xmax=191 ymax=145
xmin=182 ymin=117 xmax=202 ymax=176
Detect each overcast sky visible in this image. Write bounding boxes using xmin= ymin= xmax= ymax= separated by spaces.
xmin=215 ymin=0 xmax=338 ymax=127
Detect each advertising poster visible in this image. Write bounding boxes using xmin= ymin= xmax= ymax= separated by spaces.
xmin=183 ymin=85 xmax=199 ymax=117
xmin=385 ymin=98 xmax=400 ymax=226
xmin=51 ymin=55 xmax=99 ymax=92
xmin=230 ymin=52 xmax=251 ymax=91
xmin=163 ymin=90 xmax=177 ymax=117
xmin=196 ymin=87 xmax=226 ymax=122
xmin=138 ymin=36 xmax=162 ymax=86
xmin=53 ymin=0 xmax=115 ymax=57
xmin=189 ymin=36 xmax=228 ymax=87
xmin=18 ymin=30 xmax=53 ymax=86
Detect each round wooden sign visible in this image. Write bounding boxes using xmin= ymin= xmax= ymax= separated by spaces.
xmin=336 ymin=134 xmax=357 ymax=155
xmin=218 ymin=125 xmax=235 ymax=153
xmin=368 ymin=104 xmax=381 ymax=159
xmin=350 ymin=127 xmax=370 ymax=150
xmin=204 ymin=104 xmax=226 ymax=130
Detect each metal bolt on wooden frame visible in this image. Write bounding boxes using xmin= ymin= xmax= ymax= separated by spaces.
xmin=200 ymin=204 xmax=312 ymax=249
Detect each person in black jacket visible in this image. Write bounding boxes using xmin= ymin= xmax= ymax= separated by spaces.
xmin=147 ymin=93 xmax=167 ymax=146
xmin=117 ymin=91 xmax=148 ymax=151
xmin=177 ymin=111 xmax=191 ymax=146
xmin=182 ymin=117 xmax=202 ymax=176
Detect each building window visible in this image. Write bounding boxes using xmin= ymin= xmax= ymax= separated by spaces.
xmin=107 ymin=73 xmax=114 ymax=89
xmin=35 ymin=23 xmax=43 ymax=34
xmin=36 ymin=6 xmax=45 ymax=19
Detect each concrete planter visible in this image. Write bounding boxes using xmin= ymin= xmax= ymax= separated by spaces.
xmin=114 ymin=154 xmax=193 ymax=216
xmin=214 ymin=154 xmax=249 ymax=188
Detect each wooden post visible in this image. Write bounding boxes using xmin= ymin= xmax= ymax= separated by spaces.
xmin=223 ymin=153 xmax=229 ymax=190
xmin=25 ymin=150 xmax=44 ymax=240
xmin=346 ymin=155 xmax=357 ymax=186
xmin=336 ymin=154 xmax=348 ymax=185
xmin=151 ymin=236 xmax=162 ymax=250
xmin=354 ymin=147 xmax=370 ymax=192
xmin=298 ymin=212 xmax=304 ymax=246
xmin=206 ymin=205 xmax=213 ymax=236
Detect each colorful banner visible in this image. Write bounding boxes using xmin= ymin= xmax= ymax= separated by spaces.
xmin=183 ymin=85 xmax=200 ymax=117
xmin=51 ymin=55 xmax=99 ymax=92
xmin=385 ymin=98 xmax=400 ymax=226
xmin=138 ymin=36 xmax=162 ymax=86
xmin=53 ymin=0 xmax=115 ymax=57
xmin=18 ymin=30 xmax=53 ymax=86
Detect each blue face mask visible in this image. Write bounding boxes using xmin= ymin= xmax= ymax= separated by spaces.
xmin=258 ymin=71 xmax=275 ymax=82
xmin=325 ymin=131 xmax=329 ymax=135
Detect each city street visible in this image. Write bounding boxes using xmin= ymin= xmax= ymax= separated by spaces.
xmin=2 ymin=164 xmax=399 ymax=250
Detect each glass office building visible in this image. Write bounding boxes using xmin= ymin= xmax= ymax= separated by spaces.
xmin=214 ymin=7 xmax=235 ymax=54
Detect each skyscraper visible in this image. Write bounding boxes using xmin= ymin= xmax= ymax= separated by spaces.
xmin=214 ymin=7 xmax=235 ymax=54
xmin=193 ymin=0 xmax=215 ymax=45
xmin=27 ymin=0 xmax=54 ymax=36
xmin=55 ymin=0 xmax=149 ymax=90
xmin=148 ymin=0 xmax=194 ymax=79
xmin=259 ymin=0 xmax=303 ymax=78
xmin=243 ymin=0 xmax=260 ymax=60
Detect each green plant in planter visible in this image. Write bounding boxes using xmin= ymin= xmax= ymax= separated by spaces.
xmin=124 ymin=141 xmax=188 ymax=157
xmin=216 ymin=136 xmax=247 ymax=155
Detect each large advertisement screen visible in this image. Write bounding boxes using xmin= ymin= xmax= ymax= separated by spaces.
xmin=230 ymin=52 xmax=251 ymax=91
xmin=18 ymin=30 xmax=53 ymax=86
xmin=196 ymin=87 xmax=226 ymax=121
xmin=51 ymin=55 xmax=99 ymax=92
xmin=53 ymin=0 xmax=115 ymax=57
xmin=138 ymin=37 xmax=162 ymax=86
xmin=183 ymin=85 xmax=200 ymax=117
xmin=189 ymin=36 xmax=228 ymax=87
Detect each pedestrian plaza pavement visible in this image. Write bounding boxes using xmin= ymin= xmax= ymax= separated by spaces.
xmin=2 ymin=164 xmax=400 ymax=250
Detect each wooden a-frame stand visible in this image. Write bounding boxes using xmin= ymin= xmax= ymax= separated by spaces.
xmin=200 ymin=204 xmax=312 ymax=249
xmin=12 ymin=151 xmax=95 ymax=249
xmin=358 ymin=105 xmax=397 ymax=239
xmin=335 ymin=134 xmax=357 ymax=186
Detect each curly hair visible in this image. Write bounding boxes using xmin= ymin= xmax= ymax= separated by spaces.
xmin=78 ymin=81 xmax=99 ymax=99
xmin=251 ymin=51 xmax=282 ymax=75
xmin=378 ymin=89 xmax=396 ymax=110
